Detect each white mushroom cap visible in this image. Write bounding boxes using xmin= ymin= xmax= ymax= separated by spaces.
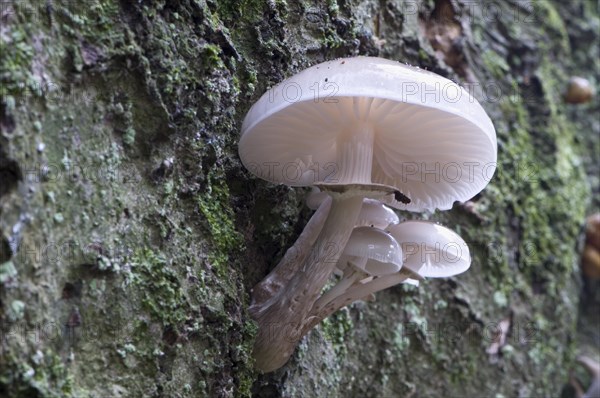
xmin=387 ymin=220 xmax=471 ymax=277
xmin=357 ymin=198 xmax=399 ymax=229
xmin=239 ymin=56 xmax=497 ymax=211
xmin=307 ymin=188 xmax=399 ymax=229
xmin=340 ymin=226 xmax=403 ymax=276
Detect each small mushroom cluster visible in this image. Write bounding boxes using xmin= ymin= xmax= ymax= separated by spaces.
xmin=304 ymin=190 xmax=471 ymax=326
xmin=239 ymin=57 xmax=497 ymax=372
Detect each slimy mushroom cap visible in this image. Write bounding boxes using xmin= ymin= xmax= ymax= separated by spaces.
xmin=341 ymin=226 xmax=403 ymax=276
xmin=388 ymin=220 xmax=471 ymax=277
xmin=356 ymin=198 xmax=400 ymax=229
xmin=307 ymin=189 xmax=399 ymax=229
xmin=239 ymin=56 xmax=497 ymax=211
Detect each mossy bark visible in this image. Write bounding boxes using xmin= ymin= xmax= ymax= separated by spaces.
xmin=0 ymin=0 xmax=598 ymax=397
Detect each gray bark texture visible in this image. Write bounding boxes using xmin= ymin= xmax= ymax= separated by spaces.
xmin=0 ymin=0 xmax=598 ymax=397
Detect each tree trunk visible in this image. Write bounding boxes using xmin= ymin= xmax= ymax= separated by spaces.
xmin=1 ymin=0 xmax=598 ymax=397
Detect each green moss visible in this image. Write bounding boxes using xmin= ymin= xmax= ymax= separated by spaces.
xmin=7 ymin=300 xmax=25 ymax=321
xmin=0 ymin=351 xmax=74 ymax=397
xmin=481 ymin=50 xmax=510 ymax=80
xmin=441 ymin=5 xmax=589 ymax=391
xmin=0 ymin=29 xmax=36 ymax=99
xmin=57 ymin=0 xmax=120 ymax=45
xmin=128 ymin=248 xmax=188 ymax=327
xmin=418 ymin=48 xmax=430 ymax=62
xmin=31 ymin=352 xmax=74 ymax=397
xmin=214 ymin=0 xmax=264 ymax=24
xmin=1 ymin=0 xmax=595 ymax=396
xmin=0 ymin=261 xmax=17 ymax=284
xmin=197 ymin=169 xmax=245 ymax=273
xmin=327 ymin=0 xmax=340 ymax=17
xmin=202 ymin=44 xmax=224 ymax=69
xmin=477 ymin=63 xmax=588 ymax=290
xmin=534 ymin=1 xmax=570 ymax=52
xmin=475 ymin=34 xmax=585 ymax=394
xmin=122 ymin=126 xmax=135 ymax=147
xmin=393 ymin=322 xmax=411 ymax=351
xmin=321 ymin=27 xmax=345 ymax=49
xmin=320 ymin=308 xmax=353 ymax=357
xmin=492 ymin=291 xmax=508 ymax=307
xmin=0 ymin=0 xmax=261 ymax=396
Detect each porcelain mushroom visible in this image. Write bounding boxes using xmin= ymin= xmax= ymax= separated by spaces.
xmin=308 ymin=188 xmax=401 ymax=280
xmin=240 ymin=56 xmax=497 ymax=212
xmin=356 ymin=198 xmax=400 ymax=228
xmin=307 ymin=188 xmax=399 ymax=229
xmin=240 ymin=56 xmax=497 ymax=372
xmin=388 ymin=220 xmax=471 ymax=277
xmin=313 ymin=226 xmax=404 ymax=311
xmin=305 ymin=187 xmax=330 ymax=211
xmin=296 ymin=226 xmax=418 ymax=333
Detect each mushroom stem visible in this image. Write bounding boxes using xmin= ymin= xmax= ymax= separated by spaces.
xmin=304 ymin=270 xmax=413 ymax=333
xmin=250 ymin=196 xmax=332 ymax=308
xmin=311 ymin=256 xmax=368 ymax=313
xmin=250 ymin=193 xmax=364 ymax=372
xmin=336 ymin=120 xmax=374 ymax=184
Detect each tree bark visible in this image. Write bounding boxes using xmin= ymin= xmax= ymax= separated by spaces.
xmin=0 ymin=0 xmax=598 ymax=397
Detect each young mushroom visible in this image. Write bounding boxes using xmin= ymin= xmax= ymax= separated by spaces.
xmin=356 ymin=198 xmax=400 ymax=228
xmin=307 ymin=187 xmax=399 ymax=229
xmin=308 ymin=188 xmax=401 ymax=280
xmin=298 ymin=226 xmax=420 ymax=335
xmin=240 ymin=56 xmax=497 ymax=372
xmin=313 ymin=226 xmax=404 ymax=312
xmin=388 ymin=220 xmax=471 ymax=278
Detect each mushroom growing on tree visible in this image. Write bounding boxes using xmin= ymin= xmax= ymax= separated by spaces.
xmin=305 ymin=226 xmax=424 ymax=327
xmin=307 ymin=187 xmax=399 ymax=231
xmin=307 ymin=189 xmax=402 ymax=280
xmin=239 ymin=56 xmax=497 ymax=372
xmin=388 ymin=220 xmax=472 ymax=278
xmin=312 ymin=226 xmax=405 ymax=311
